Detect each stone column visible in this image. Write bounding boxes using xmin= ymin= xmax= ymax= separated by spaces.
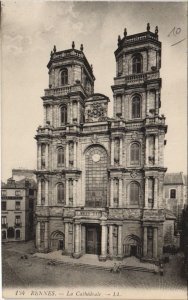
xmin=154 ymin=178 xmax=158 ymax=209
xmin=111 ymin=139 xmax=114 ymax=165
xmin=73 ymin=179 xmax=77 ymax=207
xmin=66 ymin=179 xmax=69 ymax=206
xmin=144 ymin=177 xmax=148 ymax=208
xmin=100 ymin=224 xmax=107 ymax=261
xmin=110 ymin=179 xmax=114 ymax=207
xmin=153 ymin=227 xmax=158 ymax=258
xmin=73 ymin=141 xmax=77 ymax=168
xmin=45 ymin=144 xmax=49 ymax=169
xmin=155 ymin=90 xmax=159 ymax=115
xmin=155 ymin=135 xmax=159 ymax=165
xmin=119 ymin=178 xmax=123 ymax=207
xmin=74 ymin=223 xmax=81 ymax=258
xmin=145 ymin=136 xmax=149 ymax=165
xmin=119 ymin=138 xmax=123 ymax=165
xmin=37 ymin=144 xmax=41 ymax=170
xmin=117 ymin=225 xmax=123 ymax=259
xmin=44 ymin=221 xmax=49 ymax=250
xmin=37 ymin=180 xmax=41 ymax=205
xmin=36 ymin=221 xmax=41 ymax=249
xmin=81 ymin=225 xmax=86 ymax=254
xmin=65 ymin=222 xmax=69 ymax=253
xmin=70 ymin=102 xmax=73 ymax=124
xmin=50 ymin=104 xmax=53 ymax=125
xmin=45 ymin=180 xmax=48 ymax=206
xmin=77 ymin=102 xmax=80 ymax=123
xmin=109 ymin=225 xmax=114 ymax=258
xmin=66 ymin=142 xmax=69 ymax=168
xmin=143 ymin=227 xmax=147 ymax=257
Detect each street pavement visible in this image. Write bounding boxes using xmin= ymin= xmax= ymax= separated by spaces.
xmin=2 ymin=241 xmax=187 ymax=290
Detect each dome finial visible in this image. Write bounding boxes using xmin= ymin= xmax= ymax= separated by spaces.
xmin=155 ymin=26 xmax=158 ymax=35
xmin=53 ymin=45 xmax=56 ymax=53
xmin=147 ymin=23 xmax=150 ymax=32
xmin=80 ymin=44 xmax=84 ymax=51
xmin=124 ymin=28 xmax=127 ymax=37
xmin=118 ymin=35 xmax=121 ymax=46
xmin=72 ymin=41 xmax=75 ymax=49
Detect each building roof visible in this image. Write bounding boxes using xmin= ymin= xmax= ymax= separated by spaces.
xmin=1 ymin=178 xmax=37 ymax=189
xmin=164 ymin=173 xmax=184 ymax=185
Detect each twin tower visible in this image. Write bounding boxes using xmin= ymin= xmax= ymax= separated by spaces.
xmin=35 ymin=24 xmax=167 ymax=262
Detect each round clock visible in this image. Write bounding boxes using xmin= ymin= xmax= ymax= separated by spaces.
xmin=92 ymin=154 xmax=101 ymax=162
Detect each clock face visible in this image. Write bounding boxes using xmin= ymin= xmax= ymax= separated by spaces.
xmin=92 ymin=154 xmax=101 ymax=162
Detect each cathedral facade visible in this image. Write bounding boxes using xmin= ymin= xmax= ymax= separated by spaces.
xmin=35 ymin=24 xmax=167 ymax=262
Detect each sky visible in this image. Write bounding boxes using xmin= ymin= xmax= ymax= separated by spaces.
xmin=1 ymin=1 xmax=187 ymax=181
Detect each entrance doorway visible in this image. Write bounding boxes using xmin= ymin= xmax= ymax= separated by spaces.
xmin=130 ymin=245 xmax=137 ymax=256
xmin=86 ymin=225 xmax=101 ymax=255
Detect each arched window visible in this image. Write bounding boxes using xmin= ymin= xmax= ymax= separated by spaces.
xmin=61 ymin=106 xmax=67 ymax=125
xmin=129 ymin=182 xmax=140 ymax=205
xmin=57 ymin=183 xmax=65 ymax=204
xmin=41 ymin=180 xmax=45 ymax=205
xmin=61 ymin=69 xmax=68 ymax=85
xmin=132 ymin=54 xmax=142 ymax=74
xmin=132 ymin=96 xmax=141 ymax=119
xmin=57 ymin=147 xmax=65 ymax=166
xmin=130 ymin=143 xmax=140 ymax=165
xmin=85 ymin=146 xmax=108 ymax=207
xmin=15 ymin=230 xmax=20 ymax=239
xmin=170 ymin=189 xmax=176 ymax=199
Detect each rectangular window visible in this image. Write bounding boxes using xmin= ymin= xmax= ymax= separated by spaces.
xmin=2 ymin=216 xmax=7 ymax=224
xmin=41 ymin=144 xmax=46 ymax=169
xmin=1 ymin=201 xmax=6 ymax=211
xmin=29 ymin=189 xmax=34 ymax=196
xmin=1 ymin=190 xmax=6 ymax=196
xmin=15 ymin=215 xmax=21 ymax=225
xmin=15 ymin=190 xmax=21 ymax=196
xmin=69 ymin=142 xmax=74 ymax=166
xmin=148 ymin=178 xmax=154 ymax=208
xmin=170 ymin=189 xmax=176 ymax=199
xmin=114 ymin=138 xmax=120 ymax=164
xmin=15 ymin=201 xmax=21 ymax=210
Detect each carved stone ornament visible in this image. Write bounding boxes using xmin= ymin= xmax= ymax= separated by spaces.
xmin=130 ymin=171 xmax=138 ymax=178
xmin=87 ymin=103 xmax=107 ymax=122
xmin=91 ymin=134 xmax=99 ymax=144
xmin=56 ymin=173 xmax=63 ymax=179
xmin=131 ymin=132 xmax=138 ymax=140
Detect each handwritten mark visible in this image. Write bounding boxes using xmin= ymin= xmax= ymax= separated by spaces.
xmin=168 ymin=26 xmax=186 ymax=47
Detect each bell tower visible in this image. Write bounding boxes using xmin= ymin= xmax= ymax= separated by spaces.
xmin=111 ymin=24 xmax=167 ymax=260
xmin=42 ymin=42 xmax=95 ymax=127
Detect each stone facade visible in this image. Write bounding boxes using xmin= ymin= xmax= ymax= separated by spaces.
xmin=164 ymin=172 xmax=187 ymax=230
xmin=1 ymin=173 xmax=37 ymax=242
xmin=35 ymin=25 xmax=168 ymax=261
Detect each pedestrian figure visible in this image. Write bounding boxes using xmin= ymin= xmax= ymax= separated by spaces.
xmin=110 ymin=263 xmax=121 ymax=273
xmin=159 ymin=263 xmax=164 ymax=276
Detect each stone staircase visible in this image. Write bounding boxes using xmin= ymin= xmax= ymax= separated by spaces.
xmin=33 ymin=252 xmax=158 ymax=274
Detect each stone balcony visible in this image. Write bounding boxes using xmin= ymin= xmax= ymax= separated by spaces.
xmin=44 ymin=84 xmax=88 ymax=97
xmin=142 ymin=209 xmax=165 ymax=221
xmin=145 ymin=115 xmax=166 ymax=126
xmin=114 ymin=71 xmax=160 ymax=86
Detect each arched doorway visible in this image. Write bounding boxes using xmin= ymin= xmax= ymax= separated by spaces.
xmin=7 ymin=227 xmax=14 ymax=239
xmin=85 ymin=145 xmax=108 ymax=207
xmin=50 ymin=230 xmax=64 ymax=251
xmin=123 ymin=234 xmax=142 ymax=258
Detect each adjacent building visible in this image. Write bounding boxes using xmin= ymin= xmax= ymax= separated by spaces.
xmin=1 ymin=174 xmax=37 ymax=242
xmin=164 ymin=172 xmax=187 ymax=230
xmin=35 ymin=24 xmax=169 ymax=261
